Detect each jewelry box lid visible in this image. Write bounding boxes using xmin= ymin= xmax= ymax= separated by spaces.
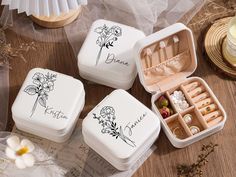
xmin=82 ymin=89 xmax=160 ymax=169
xmin=12 ymin=68 xmax=85 ymax=134
xmin=78 ymin=19 xmax=145 ymax=90
xmin=133 ymin=23 xmax=198 ymax=94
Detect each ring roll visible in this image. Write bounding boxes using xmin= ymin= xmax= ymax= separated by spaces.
xmin=192 ymin=92 xmax=209 ymax=103
xmin=188 ymin=86 xmax=205 ymax=98
xmin=184 ymin=82 xmax=200 ymax=92
xmin=204 ymin=110 xmax=221 ymax=122
xmin=195 ymin=98 xmax=214 ymax=109
xmin=200 ymin=104 xmax=217 ymax=115
xmin=207 ymin=116 xmax=223 ymax=127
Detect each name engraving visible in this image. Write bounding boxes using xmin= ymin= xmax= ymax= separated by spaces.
xmin=105 ymin=53 xmax=129 ymax=66
xmin=44 ymin=106 xmax=68 ymax=120
xmin=124 ymin=112 xmax=147 ymax=136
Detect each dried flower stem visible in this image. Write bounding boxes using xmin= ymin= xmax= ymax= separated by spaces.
xmin=177 ymin=143 xmax=218 ymax=177
xmin=0 ymin=28 xmax=36 ymax=68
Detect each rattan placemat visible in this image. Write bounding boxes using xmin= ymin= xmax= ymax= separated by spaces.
xmin=204 ymin=16 xmax=236 ymax=78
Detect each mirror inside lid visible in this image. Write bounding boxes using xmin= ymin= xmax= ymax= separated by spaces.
xmin=134 ymin=23 xmax=197 ymax=93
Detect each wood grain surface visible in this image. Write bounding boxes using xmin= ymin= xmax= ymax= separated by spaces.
xmin=4 ymin=0 xmax=236 ymax=177
xmin=31 ymin=8 xmax=82 ymax=28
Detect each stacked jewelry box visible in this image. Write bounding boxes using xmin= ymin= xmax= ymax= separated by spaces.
xmin=77 ymin=19 xmax=145 ymax=90
xmin=12 ymin=68 xmax=85 ymax=143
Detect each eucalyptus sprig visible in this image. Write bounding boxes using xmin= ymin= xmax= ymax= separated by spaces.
xmin=177 ymin=143 xmax=218 ymax=177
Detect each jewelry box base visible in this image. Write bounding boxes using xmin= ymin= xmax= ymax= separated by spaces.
xmin=151 ymin=77 xmax=226 ymax=148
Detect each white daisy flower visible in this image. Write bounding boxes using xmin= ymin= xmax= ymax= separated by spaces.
xmin=5 ymin=136 xmax=35 ymax=169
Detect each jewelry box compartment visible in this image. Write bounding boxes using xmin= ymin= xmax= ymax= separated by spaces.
xmin=152 ymin=77 xmax=226 ymax=148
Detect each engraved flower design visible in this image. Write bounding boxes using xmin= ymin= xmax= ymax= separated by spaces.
xmin=110 ymin=26 xmax=122 ymax=37
xmin=93 ymin=106 xmax=136 ymax=147
xmin=5 ymin=136 xmax=35 ymax=169
xmin=94 ymin=24 xmax=122 ymax=65
xmin=32 ymin=73 xmax=45 ymax=85
xmin=43 ymin=81 xmax=54 ymax=92
xmin=24 ymin=72 xmax=57 ymax=117
xmin=100 ymin=106 xmax=115 ymax=121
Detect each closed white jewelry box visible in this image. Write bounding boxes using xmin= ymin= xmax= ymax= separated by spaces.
xmin=12 ymin=68 xmax=85 ymax=143
xmin=134 ymin=23 xmax=227 ymax=148
xmin=82 ymin=89 xmax=160 ymax=171
xmin=77 ymin=19 xmax=145 ymax=90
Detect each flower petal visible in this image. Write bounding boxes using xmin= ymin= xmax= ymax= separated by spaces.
xmin=7 ymin=136 xmax=20 ymax=151
xmin=5 ymin=147 xmax=16 ymax=159
xmin=48 ymin=81 xmax=53 ymax=86
xmin=33 ymin=80 xmax=41 ymax=85
xmin=15 ymin=157 xmax=26 ymax=169
xmin=22 ymin=154 xmax=35 ymax=167
xmin=20 ymin=139 xmax=35 ymax=152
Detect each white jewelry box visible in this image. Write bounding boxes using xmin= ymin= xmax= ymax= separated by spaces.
xmin=12 ymin=68 xmax=85 ymax=143
xmin=77 ymin=19 xmax=145 ymax=90
xmin=134 ymin=23 xmax=227 ymax=148
xmin=82 ymin=89 xmax=160 ymax=171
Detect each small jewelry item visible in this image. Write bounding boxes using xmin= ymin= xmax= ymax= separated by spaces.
xmin=157 ymin=95 xmax=169 ymax=108
xmin=170 ymin=91 xmax=189 ymax=112
xmin=188 ymin=86 xmax=205 ymax=98
xmin=195 ymin=98 xmax=213 ymax=109
xmin=204 ymin=110 xmax=221 ymax=122
xmin=190 ymin=126 xmax=200 ymax=135
xmin=184 ymin=82 xmax=199 ymax=92
xmin=173 ymin=35 xmax=179 ymax=56
xmin=160 ymin=41 xmax=167 ymax=62
xmin=183 ymin=114 xmax=192 ymax=125
xmin=200 ymin=104 xmax=217 ymax=115
xmin=156 ymin=95 xmax=174 ymax=118
xmin=159 ymin=106 xmax=173 ymax=118
xmin=172 ymin=127 xmax=181 ymax=137
xmin=192 ymin=92 xmax=209 ymax=103
xmin=172 ymin=126 xmax=185 ymax=139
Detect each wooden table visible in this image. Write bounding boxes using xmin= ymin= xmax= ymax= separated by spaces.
xmin=5 ymin=1 xmax=236 ymax=176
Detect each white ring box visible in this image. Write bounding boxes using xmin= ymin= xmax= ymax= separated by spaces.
xmin=134 ymin=23 xmax=227 ymax=148
xmin=82 ymin=89 xmax=160 ymax=171
xmin=12 ymin=68 xmax=85 ymax=143
xmin=77 ymin=19 xmax=145 ymax=90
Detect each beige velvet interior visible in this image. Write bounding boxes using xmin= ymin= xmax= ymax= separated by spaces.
xmin=154 ymin=78 xmax=225 ymax=140
xmin=140 ymin=30 xmax=196 ymax=92
xmin=166 ymin=115 xmax=188 ymax=140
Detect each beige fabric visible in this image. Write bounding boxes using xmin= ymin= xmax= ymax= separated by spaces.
xmin=144 ymin=50 xmax=191 ymax=85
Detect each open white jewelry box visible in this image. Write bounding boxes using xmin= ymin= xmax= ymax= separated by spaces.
xmin=134 ymin=23 xmax=227 ymax=148
xmin=82 ymin=89 xmax=160 ymax=171
xmin=12 ymin=68 xmax=85 ymax=143
xmin=77 ymin=19 xmax=145 ymax=90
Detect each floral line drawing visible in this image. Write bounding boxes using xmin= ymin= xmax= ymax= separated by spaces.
xmin=94 ymin=24 xmax=122 ymax=65
xmin=24 ymin=72 xmax=57 ymax=117
xmin=93 ymin=106 xmax=136 ymax=147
